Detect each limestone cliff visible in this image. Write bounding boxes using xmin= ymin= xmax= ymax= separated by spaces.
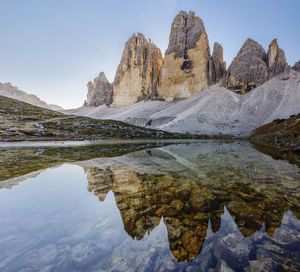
xmin=157 ymin=11 xmax=211 ymax=101
xmin=223 ymin=38 xmax=289 ymax=94
xmin=223 ymin=38 xmax=269 ymax=94
xmin=111 ymin=33 xmax=163 ymax=107
xmin=208 ymin=42 xmax=226 ymax=84
xmin=267 ymin=39 xmax=288 ymax=78
xmin=86 ymin=72 xmax=113 ymax=107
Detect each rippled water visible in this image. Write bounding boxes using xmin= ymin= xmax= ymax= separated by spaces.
xmin=0 ymin=141 xmax=299 ymax=271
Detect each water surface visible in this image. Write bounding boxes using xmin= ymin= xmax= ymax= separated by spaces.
xmin=0 ymin=141 xmax=299 ymax=271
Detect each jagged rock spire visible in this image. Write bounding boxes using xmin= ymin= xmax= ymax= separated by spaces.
xmin=86 ymin=72 xmax=113 ymax=107
xmin=267 ymin=39 xmax=288 ymax=78
xmin=208 ymin=42 xmax=226 ymax=84
xmin=223 ymin=38 xmax=269 ymax=94
xmin=157 ymin=11 xmax=211 ymax=101
xmin=111 ymin=33 xmax=163 ymax=107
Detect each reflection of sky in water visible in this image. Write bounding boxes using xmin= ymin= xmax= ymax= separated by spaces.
xmin=0 ymin=142 xmax=299 ymax=271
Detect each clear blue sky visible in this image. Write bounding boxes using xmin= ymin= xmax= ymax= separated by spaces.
xmin=0 ymin=0 xmax=299 ymax=108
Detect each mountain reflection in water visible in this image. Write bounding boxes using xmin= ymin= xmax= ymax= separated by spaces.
xmin=0 ymin=141 xmax=299 ymax=271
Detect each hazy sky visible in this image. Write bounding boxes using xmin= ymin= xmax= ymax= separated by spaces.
xmin=0 ymin=0 xmax=299 ymax=108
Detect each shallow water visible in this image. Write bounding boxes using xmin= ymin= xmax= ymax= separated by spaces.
xmin=0 ymin=141 xmax=299 ymax=271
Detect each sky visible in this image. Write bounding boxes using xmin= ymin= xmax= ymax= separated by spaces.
xmin=0 ymin=0 xmax=299 ymax=109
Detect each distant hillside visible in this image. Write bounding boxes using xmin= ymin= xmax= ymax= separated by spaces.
xmin=49 ymin=104 xmax=64 ymax=111
xmin=0 ymin=82 xmax=63 ymax=110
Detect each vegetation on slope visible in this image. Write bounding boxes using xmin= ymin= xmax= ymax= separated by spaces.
xmin=251 ymin=113 xmax=300 ymax=166
xmin=0 ymin=95 xmax=203 ymax=141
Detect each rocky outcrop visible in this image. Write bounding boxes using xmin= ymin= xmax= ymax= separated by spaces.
xmin=111 ymin=33 xmax=163 ymax=107
xmin=267 ymin=39 xmax=288 ymax=78
xmin=86 ymin=72 xmax=113 ymax=107
xmin=223 ymin=38 xmax=269 ymax=94
xmin=293 ymin=60 xmax=300 ymax=72
xmin=85 ymin=11 xmax=293 ymax=106
xmin=223 ymin=38 xmax=289 ymax=94
xmin=208 ymin=42 xmax=226 ymax=84
xmin=157 ymin=11 xmax=211 ymax=101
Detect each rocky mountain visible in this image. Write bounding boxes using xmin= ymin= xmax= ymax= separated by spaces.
xmin=223 ymin=38 xmax=289 ymax=94
xmin=208 ymin=42 xmax=226 ymax=84
xmin=0 ymin=82 xmax=50 ymax=109
xmin=83 ymin=9 xmax=296 ymax=138
xmin=85 ymin=72 xmax=113 ymax=107
xmin=0 ymin=82 xmax=64 ymax=111
xmin=156 ymin=11 xmax=211 ymax=101
xmin=267 ymin=39 xmax=289 ymax=78
xmin=86 ymin=11 xmax=227 ymax=106
xmin=73 ymin=69 xmax=300 ymax=137
xmin=223 ymin=39 xmax=269 ymax=93
xmin=111 ymin=33 xmax=163 ymax=107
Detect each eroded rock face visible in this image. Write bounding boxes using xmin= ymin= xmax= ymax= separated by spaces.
xmin=157 ymin=11 xmax=211 ymax=101
xmin=111 ymin=33 xmax=163 ymax=107
xmin=223 ymin=38 xmax=269 ymax=94
xmin=267 ymin=39 xmax=288 ymax=78
xmin=208 ymin=42 xmax=226 ymax=84
xmin=293 ymin=60 xmax=300 ymax=72
xmin=86 ymin=72 xmax=113 ymax=107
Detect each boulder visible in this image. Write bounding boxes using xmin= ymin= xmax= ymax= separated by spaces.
xmin=157 ymin=11 xmax=211 ymax=101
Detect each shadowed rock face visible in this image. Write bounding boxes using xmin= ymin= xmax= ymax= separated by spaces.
xmin=267 ymin=39 xmax=289 ymax=79
xmin=223 ymin=38 xmax=289 ymax=94
xmin=293 ymin=60 xmax=300 ymax=72
xmin=208 ymin=42 xmax=226 ymax=84
xmin=86 ymin=72 xmax=113 ymax=107
xmin=223 ymin=38 xmax=269 ymax=94
xmin=111 ymin=33 xmax=163 ymax=107
xmin=157 ymin=11 xmax=211 ymax=101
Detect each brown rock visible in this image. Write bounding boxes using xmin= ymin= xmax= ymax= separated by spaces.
xmin=267 ymin=39 xmax=289 ymax=78
xmin=157 ymin=11 xmax=211 ymax=101
xmin=111 ymin=33 xmax=163 ymax=107
xmin=86 ymin=72 xmax=113 ymax=107
xmin=223 ymin=38 xmax=269 ymax=94
xmin=208 ymin=42 xmax=226 ymax=84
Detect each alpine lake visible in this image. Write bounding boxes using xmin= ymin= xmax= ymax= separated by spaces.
xmin=0 ymin=140 xmax=299 ymax=272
